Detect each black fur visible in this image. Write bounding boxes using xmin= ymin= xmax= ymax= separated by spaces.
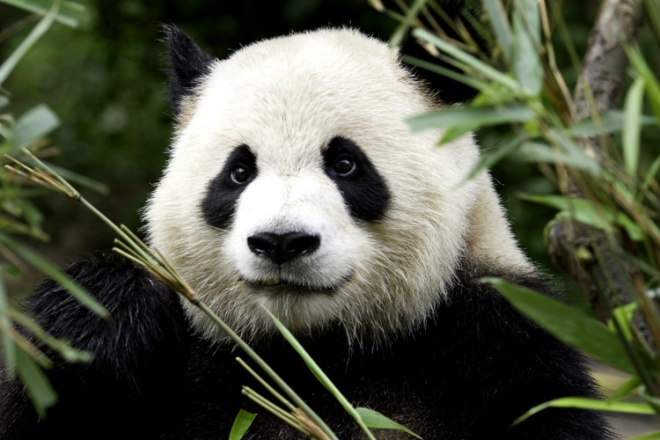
xmin=0 ymin=256 xmax=612 ymax=439
xmin=323 ymin=137 xmax=390 ymax=222
xmin=164 ymin=24 xmax=216 ymax=115
xmin=202 ymin=145 xmax=258 ymax=230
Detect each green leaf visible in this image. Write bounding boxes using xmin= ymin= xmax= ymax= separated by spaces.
xmin=412 ymin=28 xmax=521 ymax=92
xmin=518 ymin=193 xmax=644 ymax=241
xmin=47 ymin=163 xmax=110 ymax=195
xmin=229 ymin=410 xmax=257 ymax=440
xmin=0 ymin=233 xmax=110 ymax=320
xmin=0 ymin=95 xmax=9 ymax=108
xmin=569 ymin=110 xmax=656 ymax=137
xmin=484 ymin=278 xmax=638 ymax=374
xmin=608 ymin=303 xmax=638 ymax=342
xmin=0 ymin=274 xmax=17 ymax=378
xmin=629 ymin=431 xmax=660 ymax=440
xmin=356 ymin=407 xmax=421 ymax=439
xmin=402 ymin=55 xmax=486 ymax=94
xmin=519 ymin=141 xmax=601 ymax=174
xmin=407 ymin=103 xmax=535 ymax=134
xmin=545 ymin=129 xmax=602 ymax=175
xmin=0 ymin=4 xmax=58 ymax=87
xmin=610 ymin=374 xmax=641 ymax=401
xmin=465 ymin=132 xmax=524 ymax=181
xmin=482 ymin=0 xmax=513 ymax=62
xmin=15 ymin=345 xmax=58 ymax=416
xmin=642 ymin=0 xmax=660 ymax=48
xmin=512 ymin=0 xmax=542 ymax=96
xmin=626 ymin=45 xmax=660 ymax=127
xmin=512 ymin=396 xmax=655 ymax=426
xmin=389 ymin=0 xmax=426 ymax=47
xmin=622 ymin=76 xmax=645 ymax=177
xmin=9 ymin=104 xmax=60 ymax=147
xmin=0 ymin=0 xmax=87 ymax=28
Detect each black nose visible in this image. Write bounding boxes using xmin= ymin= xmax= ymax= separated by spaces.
xmin=247 ymin=232 xmax=321 ymax=265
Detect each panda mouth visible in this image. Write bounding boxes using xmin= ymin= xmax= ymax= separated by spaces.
xmin=240 ymin=273 xmax=350 ymax=292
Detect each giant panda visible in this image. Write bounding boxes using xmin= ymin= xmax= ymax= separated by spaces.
xmin=0 ymin=26 xmax=612 ymax=439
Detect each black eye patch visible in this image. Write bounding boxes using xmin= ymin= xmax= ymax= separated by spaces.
xmin=201 ymin=145 xmax=257 ymax=229
xmin=322 ymin=137 xmax=390 ymax=222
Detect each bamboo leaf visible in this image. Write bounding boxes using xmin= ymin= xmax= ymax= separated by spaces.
xmin=484 ymin=278 xmax=638 ymax=374
xmin=512 ymin=0 xmax=542 ymax=96
xmin=15 ymin=345 xmax=58 ymax=416
xmin=356 ymin=407 xmax=421 ymax=439
xmin=402 ymin=55 xmax=486 ymax=93
xmin=0 ymin=4 xmax=58 ymax=87
xmin=47 ymin=163 xmax=110 ymax=195
xmin=610 ymin=374 xmax=641 ymax=401
xmin=412 ymin=28 xmax=521 ymax=92
xmin=512 ymin=396 xmax=655 ymax=426
xmin=0 ymin=0 xmax=87 ymax=28
xmin=407 ymin=103 xmax=535 ymax=133
xmin=626 ymin=45 xmax=660 ymax=126
xmin=229 ymin=410 xmax=257 ymax=440
xmin=519 ymin=141 xmax=601 ymax=174
xmin=545 ymin=129 xmax=602 ymax=175
xmin=464 ymin=132 xmax=524 ymax=181
xmin=0 ymin=274 xmax=17 ymax=378
xmin=629 ymin=431 xmax=660 ymax=440
xmin=569 ymin=110 xmax=656 ymax=137
xmin=389 ymin=0 xmax=426 ymax=47
xmin=622 ymin=76 xmax=645 ymax=177
xmin=9 ymin=104 xmax=60 ymax=147
xmin=641 ymin=0 xmax=660 ymax=47
xmin=608 ymin=303 xmax=638 ymax=342
xmin=518 ymin=193 xmax=644 ymax=241
xmin=482 ymin=0 xmax=513 ymax=62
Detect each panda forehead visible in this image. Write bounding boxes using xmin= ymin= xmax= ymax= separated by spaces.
xmin=190 ymin=31 xmax=421 ymax=135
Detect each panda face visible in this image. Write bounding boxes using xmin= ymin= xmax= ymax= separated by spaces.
xmin=145 ymin=28 xmax=530 ymax=344
xmin=208 ymin=135 xmax=389 ymax=296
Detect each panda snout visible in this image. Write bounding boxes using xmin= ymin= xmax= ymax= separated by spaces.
xmin=247 ymin=231 xmax=321 ymax=265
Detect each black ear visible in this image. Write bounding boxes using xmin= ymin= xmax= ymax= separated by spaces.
xmin=163 ymin=24 xmax=216 ymax=116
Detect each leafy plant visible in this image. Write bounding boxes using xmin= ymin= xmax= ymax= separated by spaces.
xmin=375 ymin=0 xmax=660 ymax=436
xmin=0 ymin=0 xmax=104 ymax=416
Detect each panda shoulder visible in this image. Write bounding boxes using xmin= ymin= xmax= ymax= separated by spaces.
xmin=27 ymin=254 xmax=189 ymax=369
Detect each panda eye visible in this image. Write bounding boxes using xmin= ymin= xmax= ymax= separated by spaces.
xmin=230 ymin=166 xmax=251 ymax=184
xmin=333 ymin=157 xmax=356 ymax=176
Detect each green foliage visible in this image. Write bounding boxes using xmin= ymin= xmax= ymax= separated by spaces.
xmin=388 ymin=0 xmax=660 ymax=435
xmin=228 ymin=410 xmax=257 ymax=440
xmin=485 ymin=278 xmax=643 ymax=375
xmin=0 ymin=0 xmax=101 ymax=415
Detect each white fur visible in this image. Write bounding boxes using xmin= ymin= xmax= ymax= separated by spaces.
xmin=145 ymin=29 xmax=533 ymax=344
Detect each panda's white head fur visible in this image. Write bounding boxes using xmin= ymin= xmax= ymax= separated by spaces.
xmin=145 ymin=26 xmax=533 ymax=344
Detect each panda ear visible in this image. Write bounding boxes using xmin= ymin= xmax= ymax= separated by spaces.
xmin=162 ymin=24 xmax=216 ymax=116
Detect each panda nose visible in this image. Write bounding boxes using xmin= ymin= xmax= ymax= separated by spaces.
xmin=247 ymin=232 xmax=321 ymax=265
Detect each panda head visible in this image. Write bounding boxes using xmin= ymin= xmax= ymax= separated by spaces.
xmin=145 ymin=26 xmax=532 ymax=344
